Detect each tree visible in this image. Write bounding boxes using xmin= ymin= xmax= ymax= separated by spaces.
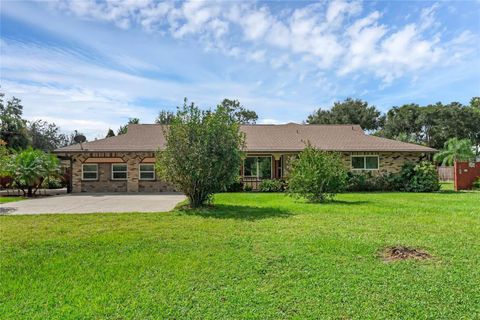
xmin=218 ymin=99 xmax=258 ymax=124
xmin=0 ymin=139 xmax=9 ymax=177
xmin=155 ymin=110 xmax=175 ymax=125
xmin=4 ymin=148 xmax=59 ymax=197
xmin=433 ymin=138 xmax=475 ymax=166
xmin=117 ymin=118 xmax=140 ymax=135
xmin=0 ymin=93 xmax=30 ymax=149
xmin=307 ymin=98 xmax=384 ymax=131
xmin=379 ymin=104 xmax=423 ymax=143
xmin=58 ymin=130 xmax=86 ymax=147
xmin=286 ymin=145 xmax=348 ymax=202
xmin=28 ymin=120 xmax=67 ymax=151
xmin=470 ymin=97 xmax=480 ymax=110
xmin=378 ymin=101 xmax=480 ymax=150
xmin=156 ymin=99 xmax=245 ymax=208
xmin=106 ymin=128 xmax=115 ymax=138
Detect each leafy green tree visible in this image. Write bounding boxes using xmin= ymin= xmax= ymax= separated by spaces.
xmin=0 ymin=139 xmax=10 ymax=177
xmin=434 ymin=138 xmax=475 ymax=166
xmin=5 ymin=148 xmax=59 ymax=197
xmin=379 ymin=101 xmax=480 ymax=151
xmin=0 ymin=93 xmax=30 ymax=149
xmin=106 ymin=128 xmax=115 ymax=138
xmin=156 ymin=99 xmax=245 ymax=208
xmin=470 ymin=97 xmax=480 ymax=110
xmin=117 ymin=118 xmax=140 ymax=135
xmin=218 ymin=99 xmax=258 ymax=124
xmin=155 ymin=110 xmax=175 ymax=125
xmin=286 ymin=145 xmax=348 ymax=202
xmin=307 ymin=98 xmax=384 ymax=131
xmin=378 ymin=104 xmax=423 ymax=143
xmin=28 ymin=120 xmax=67 ymax=151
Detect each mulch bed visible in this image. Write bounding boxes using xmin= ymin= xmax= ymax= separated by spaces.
xmin=381 ymin=246 xmax=432 ymax=262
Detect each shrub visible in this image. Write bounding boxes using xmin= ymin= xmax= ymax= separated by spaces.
xmin=346 ymin=171 xmax=396 ymax=192
xmin=41 ymin=176 xmax=64 ymax=189
xmin=156 ymin=100 xmax=245 ymax=208
xmin=243 ymin=184 xmax=253 ymax=192
xmin=259 ymin=179 xmax=285 ymax=192
xmin=225 ymin=178 xmax=244 ymax=192
xmin=286 ymin=145 xmax=347 ymax=202
xmin=394 ymin=161 xmax=440 ymax=192
xmin=4 ymin=147 xmax=59 ymax=197
xmin=472 ymin=177 xmax=480 ymax=190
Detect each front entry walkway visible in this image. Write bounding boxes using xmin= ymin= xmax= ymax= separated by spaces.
xmin=0 ymin=193 xmax=185 ymax=215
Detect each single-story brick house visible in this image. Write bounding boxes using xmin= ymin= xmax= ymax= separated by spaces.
xmin=55 ymin=123 xmax=436 ymax=193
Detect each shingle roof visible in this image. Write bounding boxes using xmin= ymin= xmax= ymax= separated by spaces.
xmin=55 ymin=123 xmax=436 ymax=153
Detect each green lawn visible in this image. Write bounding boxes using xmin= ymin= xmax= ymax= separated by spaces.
xmin=0 ymin=196 xmax=24 ymax=203
xmin=1 ymin=190 xmax=479 ymax=319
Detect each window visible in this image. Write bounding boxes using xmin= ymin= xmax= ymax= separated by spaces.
xmin=243 ymin=156 xmax=272 ymax=179
xmin=112 ymin=163 xmax=128 ymax=180
xmin=139 ymin=164 xmax=155 ymax=180
xmin=82 ymin=164 xmax=98 ymax=180
xmin=351 ymin=156 xmax=379 ymax=170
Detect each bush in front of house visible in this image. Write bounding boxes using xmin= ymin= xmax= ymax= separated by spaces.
xmin=259 ymin=179 xmax=285 ymax=192
xmin=243 ymin=184 xmax=253 ymax=192
xmin=41 ymin=176 xmax=64 ymax=189
xmin=225 ymin=177 xmax=244 ymax=192
xmin=4 ymin=147 xmax=60 ymax=197
xmin=472 ymin=177 xmax=480 ymax=190
xmin=346 ymin=171 xmax=396 ymax=192
xmin=394 ymin=161 xmax=440 ymax=192
xmin=286 ymin=145 xmax=348 ymax=202
xmin=156 ymin=99 xmax=245 ymax=208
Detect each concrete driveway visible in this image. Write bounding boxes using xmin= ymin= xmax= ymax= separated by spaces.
xmin=0 ymin=193 xmax=185 ymax=215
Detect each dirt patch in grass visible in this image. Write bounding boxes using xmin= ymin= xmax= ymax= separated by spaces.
xmin=381 ymin=246 xmax=432 ymax=262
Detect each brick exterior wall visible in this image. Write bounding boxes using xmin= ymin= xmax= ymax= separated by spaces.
xmin=340 ymin=151 xmax=428 ymax=173
xmin=68 ymin=151 xmax=428 ymax=193
xmin=70 ymin=152 xmax=174 ymax=193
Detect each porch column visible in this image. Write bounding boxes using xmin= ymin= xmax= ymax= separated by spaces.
xmin=126 ymin=155 xmax=139 ymax=192
xmin=272 ymin=153 xmax=282 ymax=179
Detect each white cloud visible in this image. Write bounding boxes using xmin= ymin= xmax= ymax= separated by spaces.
xmin=51 ymin=0 xmax=476 ymax=83
xmin=247 ymin=50 xmax=266 ymax=63
xmin=1 ymin=0 xmax=478 ymax=139
xmin=326 ymin=0 xmax=362 ymax=25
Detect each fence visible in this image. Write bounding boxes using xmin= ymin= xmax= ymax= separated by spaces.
xmin=454 ymin=161 xmax=480 ymax=191
xmin=437 ymin=166 xmax=454 ymax=181
xmin=241 ymin=177 xmax=262 ymax=190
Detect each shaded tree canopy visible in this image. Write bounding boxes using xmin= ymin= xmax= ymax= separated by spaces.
xmin=218 ymin=99 xmax=258 ymax=124
xmin=376 ymin=104 xmax=424 ymax=144
xmin=117 ymin=118 xmax=140 ymax=135
xmin=379 ymin=102 xmax=480 ymax=151
xmin=306 ymin=98 xmax=384 ymax=131
xmin=155 ymin=110 xmax=175 ymax=125
xmin=106 ymin=128 xmax=115 ymax=138
xmin=29 ymin=120 xmax=68 ymax=151
xmin=0 ymin=93 xmax=30 ymax=149
xmin=471 ymin=97 xmax=480 ymax=110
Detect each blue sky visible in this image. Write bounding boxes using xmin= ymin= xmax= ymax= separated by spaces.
xmin=1 ymin=0 xmax=479 ymax=139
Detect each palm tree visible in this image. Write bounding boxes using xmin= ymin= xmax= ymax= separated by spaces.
xmin=5 ymin=148 xmax=59 ymax=197
xmin=434 ymin=138 xmax=475 ymax=166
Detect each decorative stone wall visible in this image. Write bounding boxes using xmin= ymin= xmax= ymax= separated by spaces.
xmin=70 ymin=151 xmax=175 ymax=193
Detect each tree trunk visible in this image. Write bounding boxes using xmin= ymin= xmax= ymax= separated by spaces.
xmin=27 ymin=186 xmax=33 ymax=197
